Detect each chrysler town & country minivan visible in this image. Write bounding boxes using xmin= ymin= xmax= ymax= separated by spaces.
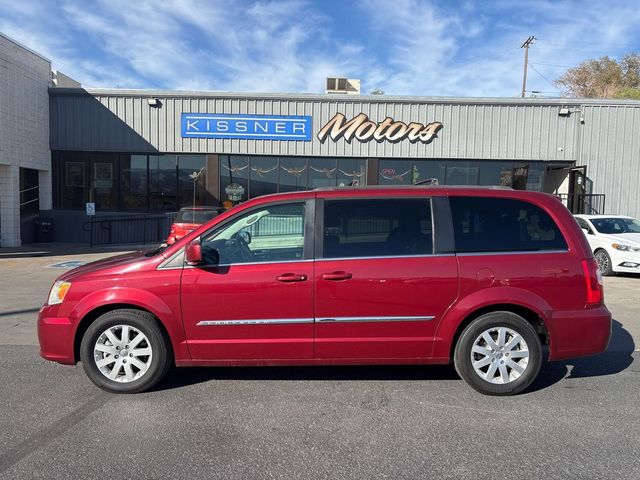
xmin=38 ymin=186 xmax=611 ymax=395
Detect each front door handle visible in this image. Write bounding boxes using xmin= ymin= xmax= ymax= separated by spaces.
xmin=276 ymin=273 xmax=307 ymax=282
xmin=321 ymin=271 xmax=353 ymax=281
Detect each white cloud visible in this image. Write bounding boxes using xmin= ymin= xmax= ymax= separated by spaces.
xmin=1 ymin=0 xmax=640 ymax=96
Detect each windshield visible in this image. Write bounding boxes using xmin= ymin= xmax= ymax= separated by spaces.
xmin=591 ymin=217 xmax=640 ymax=234
xmin=176 ymin=209 xmax=217 ymax=224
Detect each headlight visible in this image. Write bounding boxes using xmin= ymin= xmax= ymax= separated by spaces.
xmin=47 ymin=281 xmax=71 ymax=305
xmin=611 ymin=243 xmax=640 ymax=252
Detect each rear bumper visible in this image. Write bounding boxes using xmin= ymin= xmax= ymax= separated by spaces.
xmin=547 ymin=305 xmax=612 ymax=361
xmin=37 ymin=305 xmax=76 ymax=365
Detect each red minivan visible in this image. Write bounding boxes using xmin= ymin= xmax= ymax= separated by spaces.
xmin=38 ymin=187 xmax=611 ymax=395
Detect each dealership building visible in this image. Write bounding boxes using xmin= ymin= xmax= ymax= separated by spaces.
xmin=2 ymin=33 xmax=640 ymax=247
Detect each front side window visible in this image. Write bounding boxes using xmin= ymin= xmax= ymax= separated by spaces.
xmin=575 ymin=217 xmax=593 ymax=233
xmin=201 ymin=203 xmax=305 ymax=265
xmin=450 ymin=197 xmax=567 ymax=253
xmin=322 ymin=198 xmax=433 ymax=259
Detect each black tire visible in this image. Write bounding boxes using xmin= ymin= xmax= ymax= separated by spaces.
xmin=80 ymin=309 xmax=171 ymax=394
xmin=594 ymin=249 xmax=614 ymax=276
xmin=454 ymin=311 xmax=542 ymax=396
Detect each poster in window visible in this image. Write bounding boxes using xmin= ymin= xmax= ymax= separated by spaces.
xmin=94 ymin=162 xmax=113 ymax=188
xmin=65 ymin=162 xmax=85 ymax=187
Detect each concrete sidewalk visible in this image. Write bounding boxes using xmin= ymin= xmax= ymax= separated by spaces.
xmin=0 ymin=242 xmax=160 ymax=259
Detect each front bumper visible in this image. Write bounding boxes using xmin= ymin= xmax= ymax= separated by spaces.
xmin=547 ymin=305 xmax=612 ymax=361
xmin=37 ymin=305 xmax=76 ymax=365
xmin=610 ymin=249 xmax=640 ymax=273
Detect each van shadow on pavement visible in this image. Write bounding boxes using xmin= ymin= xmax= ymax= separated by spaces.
xmin=155 ymin=320 xmax=635 ymax=394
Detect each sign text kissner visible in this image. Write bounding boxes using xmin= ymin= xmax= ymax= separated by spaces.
xmin=317 ymin=113 xmax=443 ymax=144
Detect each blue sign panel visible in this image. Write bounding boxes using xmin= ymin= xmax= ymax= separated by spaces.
xmin=181 ymin=113 xmax=312 ymax=141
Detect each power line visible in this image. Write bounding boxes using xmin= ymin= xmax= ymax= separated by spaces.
xmin=529 ymin=64 xmax=559 ymax=90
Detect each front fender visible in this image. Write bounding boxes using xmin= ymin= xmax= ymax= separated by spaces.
xmin=69 ymin=287 xmax=189 ymax=361
xmin=431 ymin=286 xmax=552 ymax=359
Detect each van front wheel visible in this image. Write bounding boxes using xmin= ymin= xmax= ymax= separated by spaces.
xmin=454 ymin=312 xmax=542 ymax=396
xmin=80 ymin=309 xmax=171 ymax=394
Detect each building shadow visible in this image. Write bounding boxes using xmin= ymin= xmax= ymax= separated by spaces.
xmin=153 ymin=319 xmax=635 ymax=393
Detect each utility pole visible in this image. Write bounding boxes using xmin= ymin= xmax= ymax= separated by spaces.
xmin=520 ymin=35 xmax=535 ymax=98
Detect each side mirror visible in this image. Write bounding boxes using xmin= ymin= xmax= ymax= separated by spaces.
xmin=581 ymin=228 xmax=591 ymax=235
xmin=185 ymin=238 xmax=203 ymax=265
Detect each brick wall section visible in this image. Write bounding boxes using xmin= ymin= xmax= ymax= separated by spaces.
xmin=0 ymin=34 xmax=51 ymax=246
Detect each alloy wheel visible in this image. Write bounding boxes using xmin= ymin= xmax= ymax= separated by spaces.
xmin=595 ymin=251 xmax=609 ymax=274
xmin=93 ymin=325 xmax=153 ymax=383
xmin=470 ymin=327 xmax=529 ymax=384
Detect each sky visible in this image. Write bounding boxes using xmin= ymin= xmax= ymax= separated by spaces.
xmin=1 ymin=0 xmax=640 ymax=97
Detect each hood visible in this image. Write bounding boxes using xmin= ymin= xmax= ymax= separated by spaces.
xmin=57 ymin=251 xmax=152 ymax=281
xmin=598 ymin=232 xmax=640 ymax=247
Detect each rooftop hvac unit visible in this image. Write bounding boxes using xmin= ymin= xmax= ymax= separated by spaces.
xmin=326 ymin=77 xmax=361 ymax=95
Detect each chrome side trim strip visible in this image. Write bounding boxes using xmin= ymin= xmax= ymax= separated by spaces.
xmin=316 ymin=316 xmax=435 ymax=323
xmin=197 ymin=318 xmax=314 ymax=326
xmin=197 ymin=316 xmax=435 ymax=326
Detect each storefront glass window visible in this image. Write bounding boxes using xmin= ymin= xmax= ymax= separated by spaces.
xmin=309 ymin=157 xmax=338 ymax=188
xmin=378 ymin=160 xmax=413 ymax=185
xmin=479 ymin=161 xmax=514 ymax=187
xmin=90 ymin=153 xmax=118 ymax=211
xmin=149 ymin=155 xmax=178 ymax=211
xmin=280 ymin=157 xmax=309 ymax=192
xmin=250 ymin=156 xmax=279 ymax=197
xmin=445 ymin=161 xmax=479 ymax=185
xmin=413 ymin=160 xmax=445 ymax=185
xmin=121 ymin=155 xmax=148 ymax=210
xmin=219 ymin=155 xmax=249 ymax=203
xmin=337 ymin=158 xmax=366 ymax=186
xmin=60 ymin=152 xmax=88 ymax=209
xmin=178 ymin=155 xmax=207 ymax=208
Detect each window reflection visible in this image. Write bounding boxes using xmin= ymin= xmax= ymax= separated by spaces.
xmin=337 ymin=158 xmax=366 ymax=186
xmin=379 ymin=160 xmax=413 ymax=185
xmin=121 ymin=155 xmax=148 ymax=210
xmin=309 ymin=158 xmax=337 ymax=188
xmin=479 ymin=161 xmax=513 ymax=187
xmin=445 ymin=161 xmax=479 ymax=185
xmin=250 ymin=156 xmax=279 ymax=198
xmin=280 ymin=157 xmax=308 ymax=192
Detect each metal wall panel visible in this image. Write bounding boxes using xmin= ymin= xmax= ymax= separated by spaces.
xmin=50 ymin=90 xmax=579 ymax=161
xmin=49 ymin=89 xmax=640 ymax=217
xmin=580 ymin=105 xmax=640 ymax=218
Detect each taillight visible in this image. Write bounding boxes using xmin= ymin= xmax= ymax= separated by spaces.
xmin=581 ymin=258 xmax=603 ymax=306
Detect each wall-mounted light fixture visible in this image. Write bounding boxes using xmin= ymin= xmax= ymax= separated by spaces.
xmin=558 ymin=107 xmax=571 ymax=116
xmin=148 ymin=98 xmax=162 ymax=108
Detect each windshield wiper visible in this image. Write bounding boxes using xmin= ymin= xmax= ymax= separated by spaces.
xmin=144 ymin=245 xmax=168 ymax=257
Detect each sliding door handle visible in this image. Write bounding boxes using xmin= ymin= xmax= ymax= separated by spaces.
xmin=321 ymin=271 xmax=352 ymax=281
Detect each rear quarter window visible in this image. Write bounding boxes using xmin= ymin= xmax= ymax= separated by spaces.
xmin=449 ymin=196 xmax=567 ymax=253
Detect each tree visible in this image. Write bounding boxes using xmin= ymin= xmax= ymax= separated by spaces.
xmin=369 ymin=88 xmax=385 ymax=95
xmin=555 ymin=54 xmax=640 ymax=99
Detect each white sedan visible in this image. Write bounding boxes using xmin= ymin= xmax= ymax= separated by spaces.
xmin=574 ymin=215 xmax=640 ymax=276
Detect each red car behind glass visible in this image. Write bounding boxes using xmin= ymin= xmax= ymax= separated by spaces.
xmin=165 ymin=206 xmax=219 ymax=245
xmin=38 ymin=186 xmax=611 ymax=396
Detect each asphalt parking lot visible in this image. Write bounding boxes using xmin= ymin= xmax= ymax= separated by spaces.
xmin=0 ymin=249 xmax=639 ymax=479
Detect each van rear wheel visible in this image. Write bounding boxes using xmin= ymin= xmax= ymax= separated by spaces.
xmin=454 ymin=311 xmax=542 ymax=396
xmin=80 ymin=309 xmax=171 ymax=394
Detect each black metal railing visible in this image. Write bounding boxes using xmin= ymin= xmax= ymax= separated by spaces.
xmin=558 ymin=193 xmax=606 ymax=215
xmin=83 ymin=212 xmax=178 ymax=247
